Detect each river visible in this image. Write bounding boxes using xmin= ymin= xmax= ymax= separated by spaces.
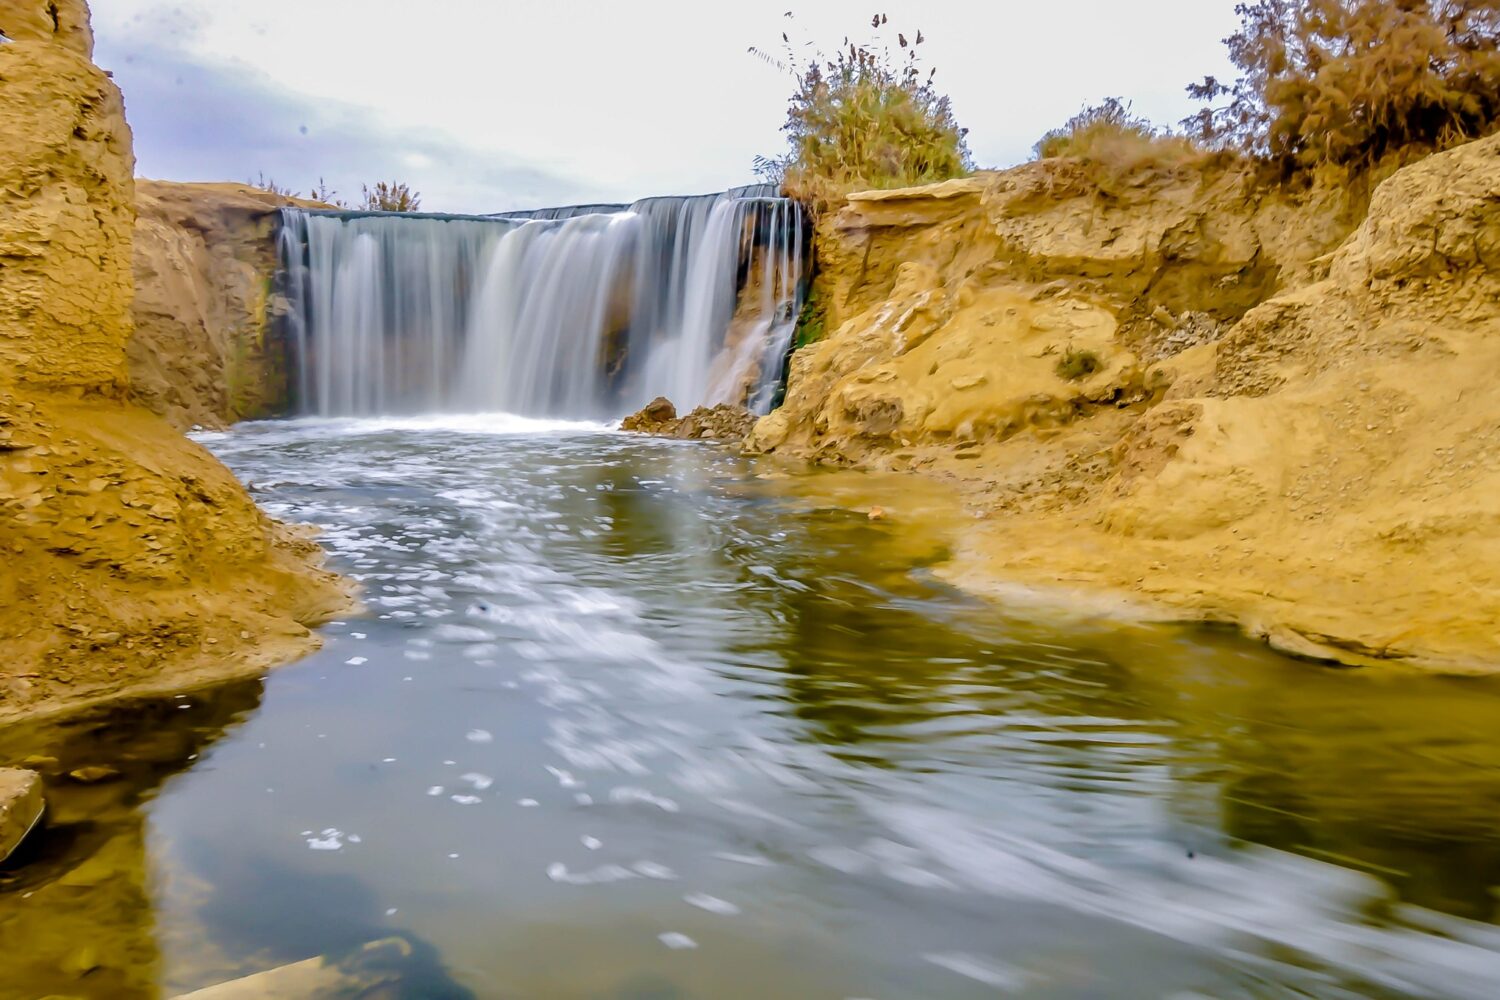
xmin=5 ymin=416 xmax=1500 ymax=999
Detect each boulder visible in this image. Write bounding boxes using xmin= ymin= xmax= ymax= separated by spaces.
xmin=620 ymin=395 xmax=678 ymax=433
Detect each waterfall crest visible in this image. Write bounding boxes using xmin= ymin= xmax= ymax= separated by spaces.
xmin=278 ymin=187 xmax=807 ymax=419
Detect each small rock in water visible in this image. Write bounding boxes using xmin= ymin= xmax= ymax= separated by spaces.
xmin=66 ymin=765 xmax=120 ymax=785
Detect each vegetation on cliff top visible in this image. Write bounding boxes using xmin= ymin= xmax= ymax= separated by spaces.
xmin=1184 ymin=0 xmax=1500 ymax=171
xmin=753 ymin=12 xmax=971 ymax=209
xmin=1036 ymin=1 xmax=1499 ymax=180
xmin=242 ymin=176 xmax=423 ymax=212
xmin=1033 ymin=98 xmax=1204 ymax=177
xmin=360 ymin=181 xmax=422 ymax=213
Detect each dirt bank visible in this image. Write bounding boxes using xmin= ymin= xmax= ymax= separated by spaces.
xmin=0 ymin=0 xmax=350 ymax=725
xmin=749 ymin=137 xmax=1500 ymax=672
xmin=130 ymin=181 xmax=329 ymax=430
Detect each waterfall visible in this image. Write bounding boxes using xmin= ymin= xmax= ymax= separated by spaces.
xmin=278 ymin=187 xmax=808 ymax=420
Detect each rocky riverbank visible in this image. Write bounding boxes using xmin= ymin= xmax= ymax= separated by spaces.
xmin=749 ymin=137 xmax=1500 ymax=672
xmin=0 ymin=0 xmax=350 ymax=725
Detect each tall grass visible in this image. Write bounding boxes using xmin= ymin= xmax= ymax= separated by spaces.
xmin=359 ymin=181 xmax=422 ymax=213
xmin=752 ymin=13 xmax=971 ymax=210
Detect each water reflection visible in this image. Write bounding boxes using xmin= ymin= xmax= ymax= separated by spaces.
xmin=0 ymin=681 xmax=264 ymax=998
xmin=4 ymin=416 xmax=1500 ymax=999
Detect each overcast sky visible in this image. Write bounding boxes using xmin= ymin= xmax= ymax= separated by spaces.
xmin=91 ymin=2 xmax=1241 ymax=214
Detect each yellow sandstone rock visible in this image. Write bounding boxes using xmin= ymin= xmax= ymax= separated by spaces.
xmin=0 ymin=0 xmax=351 ymax=723
xmin=753 ymin=137 xmax=1500 ymax=672
xmin=130 ymin=181 xmax=334 ymax=429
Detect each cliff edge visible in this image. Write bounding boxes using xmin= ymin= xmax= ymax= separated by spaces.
xmin=751 ymin=139 xmax=1500 ymax=672
xmin=131 ymin=181 xmax=331 ymax=429
xmin=0 ymin=0 xmax=350 ymax=723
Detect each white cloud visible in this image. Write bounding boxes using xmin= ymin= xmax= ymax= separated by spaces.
xmin=91 ymin=1 xmax=1241 ymax=213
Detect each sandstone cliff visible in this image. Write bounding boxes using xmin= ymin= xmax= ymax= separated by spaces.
xmin=750 ymin=138 xmax=1500 ymax=672
xmin=0 ymin=0 xmax=349 ymax=723
xmin=130 ymin=181 xmax=327 ymax=429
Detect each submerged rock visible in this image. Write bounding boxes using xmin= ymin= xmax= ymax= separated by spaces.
xmin=171 ymin=937 xmax=414 ymax=999
xmin=621 ymin=398 xmax=756 ymax=442
xmin=0 ymin=768 xmax=43 ymax=864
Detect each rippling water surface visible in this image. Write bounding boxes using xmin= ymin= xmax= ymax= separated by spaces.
xmin=6 ymin=416 xmax=1500 ymax=999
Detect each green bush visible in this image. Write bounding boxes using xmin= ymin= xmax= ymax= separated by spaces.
xmin=1055 ymin=347 xmax=1103 ymax=382
xmin=752 ymin=13 xmax=972 ymax=209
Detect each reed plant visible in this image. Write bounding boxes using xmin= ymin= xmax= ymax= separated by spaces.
xmin=753 ymin=13 xmax=971 ymax=210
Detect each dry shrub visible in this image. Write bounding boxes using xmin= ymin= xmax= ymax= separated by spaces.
xmin=310 ymin=178 xmax=348 ymax=209
xmin=1183 ymin=0 xmax=1500 ymax=172
xmin=246 ymin=172 xmax=298 ymax=198
xmin=752 ymin=13 xmax=971 ymax=210
xmin=1034 ymin=98 xmax=1204 ymax=176
xmin=360 ymin=181 xmax=422 ymax=213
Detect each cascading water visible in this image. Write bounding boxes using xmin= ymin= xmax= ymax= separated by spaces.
xmin=278 ymin=187 xmax=807 ymax=420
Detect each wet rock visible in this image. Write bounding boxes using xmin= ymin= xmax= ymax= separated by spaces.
xmin=675 ymin=404 xmax=757 ymax=441
xmin=621 ymin=398 xmax=756 ymax=442
xmin=620 ymin=396 xmax=678 ymax=433
xmin=0 ymin=768 xmax=44 ymax=863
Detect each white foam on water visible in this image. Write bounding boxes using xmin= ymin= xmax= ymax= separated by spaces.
xmin=238 ymin=412 xmax=614 ymax=438
xmin=684 ymin=892 xmax=741 ymax=916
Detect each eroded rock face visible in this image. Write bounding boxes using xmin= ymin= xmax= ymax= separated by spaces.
xmin=755 ymin=138 xmax=1500 ymax=671
xmin=0 ymin=0 xmax=351 ymax=722
xmin=0 ymin=0 xmax=135 ymax=390
xmin=130 ymin=181 xmax=334 ymax=429
xmin=750 ymin=159 xmax=1354 ymax=464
